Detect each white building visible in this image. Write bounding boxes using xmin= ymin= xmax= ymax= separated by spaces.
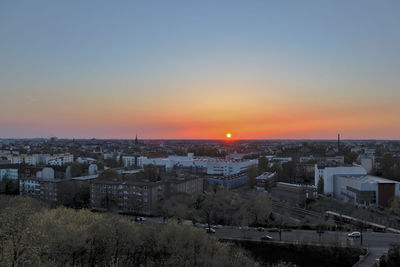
xmin=360 ymin=156 xmax=375 ymax=174
xmin=138 ymin=153 xmax=257 ymax=176
xmin=24 ymin=155 xmax=37 ymax=165
xmin=0 ymin=168 xmax=18 ymax=181
xmin=314 ymin=165 xmax=367 ymax=194
xmin=47 ymin=154 xmax=74 ymax=166
xmin=37 ymin=167 xmax=55 ymax=180
xmin=122 ymin=156 xmax=136 ymax=167
xmin=76 ymin=157 xmax=96 ymax=164
xmin=11 ymin=156 xmax=24 ymax=164
xmin=314 ymin=165 xmax=400 ymax=207
xmin=333 ymin=175 xmax=400 ymax=207
xmin=88 ymin=164 xmax=98 ymax=175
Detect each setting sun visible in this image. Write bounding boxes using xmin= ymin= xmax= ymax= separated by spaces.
xmin=226 ymin=133 xmax=232 ymax=139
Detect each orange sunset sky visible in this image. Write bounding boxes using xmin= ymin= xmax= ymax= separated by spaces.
xmin=1 ymin=1 xmax=400 ymax=139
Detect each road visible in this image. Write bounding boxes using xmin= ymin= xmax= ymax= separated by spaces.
xmin=137 ymin=216 xmax=400 ymax=250
xmin=134 ymin=216 xmax=400 ymax=266
xmin=213 ymin=227 xmax=399 ymax=249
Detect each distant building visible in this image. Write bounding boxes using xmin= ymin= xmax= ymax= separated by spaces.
xmin=359 ymin=156 xmax=375 ymax=174
xmin=271 ymin=182 xmax=317 ymax=206
xmin=165 ymin=177 xmax=203 ymax=196
xmin=37 ymin=167 xmax=55 ymax=179
xmin=0 ymin=168 xmax=18 ymax=181
xmin=122 ymin=155 xmax=136 ymax=168
xmin=226 ymin=152 xmax=246 ymax=160
xmin=76 ymin=156 xmax=96 ymax=164
xmin=315 ymin=165 xmax=400 ymax=207
xmin=90 ymin=179 xmax=164 ymax=215
xmin=1 ymin=153 xmax=73 ymax=166
xmin=255 ymin=172 xmax=277 ymax=189
xmin=47 ymin=153 xmax=74 ymax=166
xmin=19 ymin=173 xmax=96 ymax=207
xmin=24 ymin=155 xmax=37 ymax=165
xmin=300 ymin=156 xmax=344 ymax=166
xmin=138 ymin=153 xmax=256 ymax=176
xmin=19 ymin=177 xmax=72 ymax=206
xmin=314 ymin=165 xmax=367 ymax=194
xmin=205 ymin=174 xmax=247 ymax=190
xmin=90 ymin=174 xmax=203 ymax=215
xmin=88 ymin=164 xmax=98 ymax=175
xmin=332 ymin=175 xmax=400 ymax=207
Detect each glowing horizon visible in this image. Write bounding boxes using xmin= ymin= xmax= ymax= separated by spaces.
xmin=1 ymin=1 xmax=400 ymax=140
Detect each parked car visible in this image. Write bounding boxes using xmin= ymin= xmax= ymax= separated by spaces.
xmin=260 ymin=235 xmax=273 ymax=240
xmin=205 ymin=227 xmax=216 ymax=234
xmin=135 ymin=217 xmax=146 ymax=222
xmin=257 ymin=227 xmax=265 ymax=232
xmin=347 ymin=232 xmax=361 ymax=238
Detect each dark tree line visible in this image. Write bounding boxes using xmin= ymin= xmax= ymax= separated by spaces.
xmin=0 ymin=196 xmax=257 ymax=267
xmin=161 ymin=187 xmax=272 ymax=228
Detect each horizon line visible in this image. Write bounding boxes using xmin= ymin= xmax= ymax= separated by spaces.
xmin=1 ymin=137 xmax=400 ymax=141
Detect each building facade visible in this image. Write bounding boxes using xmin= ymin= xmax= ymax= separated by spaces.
xmin=138 ymin=153 xmax=256 ymax=176
xmin=0 ymin=168 xmax=18 ymax=181
xmin=315 ymin=165 xmax=400 ymax=207
xmin=205 ymin=174 xmax=247 ymax=190
xmin=314 ymin=165 xmax=367 ymax=194
xmin=90 ymin=179 xmax=164 ymax=215
xmin=19 ymin=177 xmax=73 ymax=206
xmin=271 ymin=182 xmax=317 ymax=206
xmin=333 ymin=175 xmax=400 ymax=207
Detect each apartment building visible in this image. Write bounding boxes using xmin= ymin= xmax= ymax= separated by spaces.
xmin=90 ymin=179 xmax=164 ymax=215
xmin=19 ymin=177 xmax=72 ymax=206
xmin=90 ymin=175 xmax=203 ymax=215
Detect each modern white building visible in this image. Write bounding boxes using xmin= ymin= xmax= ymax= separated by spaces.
xmin=314 ymin=165 xmax=367 ymax=194
xmin=315 ymin=165 xmax=400 ymax=207
xmin=333 ymin=175 xmax=400 ymax=207
xmin=138 ymin=153 xmax=257 ymax=176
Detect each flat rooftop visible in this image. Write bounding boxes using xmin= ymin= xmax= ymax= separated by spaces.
xmin=335 ymin=174 xmax=400 ymax=184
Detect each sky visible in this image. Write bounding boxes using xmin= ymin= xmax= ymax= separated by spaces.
xmin=1 ymin=0 xmax=400 ymax=140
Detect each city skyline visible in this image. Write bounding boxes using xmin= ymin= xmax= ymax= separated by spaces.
xmin=1 ymin=1 xmax=400 ymax=139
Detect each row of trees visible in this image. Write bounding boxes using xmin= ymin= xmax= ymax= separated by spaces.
xmin=374 ymin=153 xmax=400 ymax=182
xmin=161 ymin=187 xmax=272 ymax=228
xmin=0 ymin=196 xmax=257 ymax=267
xmin=246 ymin=157 xmax=315 ymax=187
